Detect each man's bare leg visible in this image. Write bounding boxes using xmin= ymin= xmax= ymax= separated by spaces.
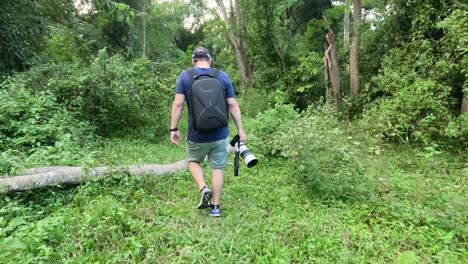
xmin=190 ymin=161 xmax=213 ymax=209
xmin=189 ymin=162 xmax=206 ymax=191
xmin=211 ymin=169 xmax=224 ymax=205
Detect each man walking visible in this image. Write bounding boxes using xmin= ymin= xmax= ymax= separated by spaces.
xmin=170 ymin=47 xmax=247 ymax=217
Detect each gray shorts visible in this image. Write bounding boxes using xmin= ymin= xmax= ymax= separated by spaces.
xmin=187 ymin=138 xmax=229 ymax=169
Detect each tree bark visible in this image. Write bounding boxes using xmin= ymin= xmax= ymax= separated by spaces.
xmin=350 ymin=0 xmax=361 ymax=96
xmin=216 ymin=0 xmax=253 ymax=97
xmin=323 ymin=27 xmax=341 ymax=108
xmin=343 ymin=0 xmax=350 ymax=75
xmin=344 ymin=0 xmax=350 ymax=50
xmin=462 ymin=90 xmax=468 ymax=114
xmin=141 ymin=2 xmax=146 ymax=58
xmin=0 ymin=160 xmax=188 ymax=194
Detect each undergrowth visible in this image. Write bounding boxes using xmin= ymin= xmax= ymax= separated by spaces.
xmin=0 ymin=113 xmax=466 ymax=263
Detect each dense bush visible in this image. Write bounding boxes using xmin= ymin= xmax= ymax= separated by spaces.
xmin=248 ymin=104 xmax=300 ymax=157
xmin=287 ymin=51 xmax=326 ymax=109
xmin=239 ymin=88 xmax=282 ymax=118
xmin=0 ymin=80 xmax=95 ymax=174
xmin=359 ymin=51 xmax=467 ymax=148
xmin=362 ymin=72 xmax=448 ymax=142
xmin=274 ymin=108 xmax=375 ymax=200
xmin=249 ymin=104 xmax=375 ymax=200
xmin=0 ymin=51 xmax=179 ymax=173
xmin=352 ymin=0 xmax=467 ymax=150
xmin=9 ymin=52 xmax=176 ymax=136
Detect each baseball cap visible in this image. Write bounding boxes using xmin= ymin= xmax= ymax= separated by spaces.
xmin=192 ymin=47 xmax=211 ymax=59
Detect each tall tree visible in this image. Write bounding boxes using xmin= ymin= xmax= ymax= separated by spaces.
xmin=343 ymin=0 xmax=350 ymax=50
xmin=350 ymin=0 xmax=361 ymax=96
xmin=323 ymin=21 xmax=341 ymax=108
xmin=215 ymin=0 xmax=252 ymax=96
xmin=137 ymin=1 xmax=147 ymax=58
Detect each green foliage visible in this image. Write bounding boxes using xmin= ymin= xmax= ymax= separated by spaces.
xmin=273 ymin=107 xmax=375 ymax=200
xmin=243 ymin=0 xmax=331 ymax=107
xmin=248 ymin=104 xmax=300 ymax=157
xmin=353 ymin=0 xmax=468 ymax=149
xmin=0 ymin=80 xmax=96 ymax=174
xmin=0 ymin=136 xmax=465 ymax=262
xmin=1 ymin=0 xmax=467 ymax=261
xmin=91 ymin=0 xmax=135 ymax=51
xmin=238 ymin=89 xmax=275 ymax=117
xmin=143 ymin=1 xmax=188 ymax=60
xmin=0 ymin=50 xmax=179 ymax=173
xmin=0 ymin=0 xmax=45 ymax=76
xmin=361 ymin=70 xmax=461 ymax=145
xmin=289 ymin=51 xmax=326 ymax=108
xmin=42 ymin=23 xmax=108 ymax=64
xmin=10 ymin=52 xmax=176 ymax=136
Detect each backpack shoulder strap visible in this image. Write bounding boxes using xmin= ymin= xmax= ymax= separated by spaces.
xmin=185 ymin=67 xmax=197 ymax=81
xmin=187 ymin=67 xmax=219 ymax=80
xmin=210 ymin=68 xmax=219 ymax=79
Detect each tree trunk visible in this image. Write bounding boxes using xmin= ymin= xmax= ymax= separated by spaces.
xmin=343 ymin=0 xmax=350 ymax=75
xmin=0 ymin=160 xmax=188 ymax=194
xmin=141 ymin=3 xmax=146 ymax=58
xmin=462 ymin=90 xmax=468 ymax=114
xmin=216 ymin=0 xmax=253 ymax=97
xmin=350 ymin=0 xmax=361 ymax=96
xmin=344 ymin=0 xmax=350 ymax=50
xmin=323 ymin=28 xmax=341 ymax=108
xmin=323 ymin=51 xmax=332 ymax=105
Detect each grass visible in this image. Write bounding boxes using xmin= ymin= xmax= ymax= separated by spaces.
xmin=0 ymin=125 xmax=467 ymax=263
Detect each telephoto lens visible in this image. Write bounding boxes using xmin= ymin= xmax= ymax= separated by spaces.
xmin=229 ymin=135 xmax=258 ymax=168
xmin=236 ymin=142 xmax=258 ymax=168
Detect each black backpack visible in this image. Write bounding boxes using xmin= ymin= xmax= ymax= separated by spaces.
xmin=186 ymin=67 xmax=229 ymax=131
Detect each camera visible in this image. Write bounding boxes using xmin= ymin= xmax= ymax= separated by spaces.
xmin=229 ymin=135 xmax=258 ymax=176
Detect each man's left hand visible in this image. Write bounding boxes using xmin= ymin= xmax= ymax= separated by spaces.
xmin=238 ymin=129 xmax=247 ymax=143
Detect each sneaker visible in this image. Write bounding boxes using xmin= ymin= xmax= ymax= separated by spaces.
xmin=210 ymin=204 xmax=221 ymax=217
xmin=197 ymin=186 xmax=212 ymax=209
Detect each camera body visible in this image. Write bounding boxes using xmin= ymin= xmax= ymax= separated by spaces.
xmin=229 ymin=135 xmax=258 ymax=174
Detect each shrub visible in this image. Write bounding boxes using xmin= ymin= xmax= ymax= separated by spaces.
xmin=360 ymin=69 xmax=466 ymax=148
xmin=288 ymin=51 xmax=326 ymax=109
xmin=269 ymin=107 xmax=375 ymax=201
xmin=238 ymin=88 xmax=275 ymax=118
xmin=0 ymin=80 xmax=95 ymax=174
xmin=248 ymin=104 xmax=300 ymax=157
xmin=12 ymin=52 xmax=176 ymax=137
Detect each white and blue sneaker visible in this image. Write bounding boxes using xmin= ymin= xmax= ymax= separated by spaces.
xmin=197 ymin=186 xmax=213 ymax=209
xmin=210 ymin=204 xmax=221 ymax=217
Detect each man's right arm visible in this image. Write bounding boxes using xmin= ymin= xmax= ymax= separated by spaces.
xmin=171 ymin=94 xmax=185 ymax=129
xmin=171 ymin=71 xmax=187 ymax=145
xmin=170 ymin=94 xmax=185 ymax=145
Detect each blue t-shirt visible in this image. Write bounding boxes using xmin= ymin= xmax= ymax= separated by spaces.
xmin=176 ymin=67 xmax=236 ymax=143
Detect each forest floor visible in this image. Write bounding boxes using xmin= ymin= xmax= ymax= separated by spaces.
xmin=0 ymin=122 xmax=466 ymax=263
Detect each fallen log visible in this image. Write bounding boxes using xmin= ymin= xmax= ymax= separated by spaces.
xmin=0 ymin=160 xmax=188 ymax=194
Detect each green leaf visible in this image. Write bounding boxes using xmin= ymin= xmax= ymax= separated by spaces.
xmin=4 ymin=217 xmax=26 ymax=232
xmin=397 ymin=251 xmax=419 ymax=264
xmin=116 ymin=14 xmax=124 ymax=23
xmin=1 ymin=237 xmax=26 ymax=251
